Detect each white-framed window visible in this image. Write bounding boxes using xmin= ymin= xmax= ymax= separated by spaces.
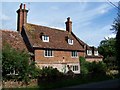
xmin=87 ymin=50 xmax=92 ymax=56
xmin=72 ymin=51 xmax=78 ymax=58
xmin=68 ymin=39 xmax=73 ymax=45
xmin=7 ymin=69 xmax=18 ymax=76
xmin=72 ymin=65 xmax=78 ymax=71
xmin=42 ymin=35 xmax=49 ymax=42
xmin=94 ymin=51 xmax=98 ymax=56
xmin=44 ymin=49 xmax=53 ymax=57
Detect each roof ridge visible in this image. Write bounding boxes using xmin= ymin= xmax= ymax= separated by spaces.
xmin=0 ymin=30 xmax=17 ymax=33
xmin=26 ymin=23 xmax=66 ymax=32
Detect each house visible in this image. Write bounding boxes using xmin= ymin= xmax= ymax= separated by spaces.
xmin=85 ymin=46 xmax=103 ymax=62
xmin=1 ymin=3 xmax=103 ymax=74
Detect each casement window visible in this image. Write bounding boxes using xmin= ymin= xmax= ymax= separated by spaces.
xmin=42 ymin=35 xmax=49 ymax=42
xmin=72 ymin=51 xmax=78 ymax=58
xmin=7 ymin=69 xmax=18 ymax=76
xmin=72 ymin=65 xmax=78 ymax=71
xmin=44 ymin=49 xmax=53 ymax=57
xmin=68 ymin=39 xmax=73 ymax=45
xmin=94 ymin=51 xmax=98 ymax=56
xmin=87 ymin=50 xmax=92 ymax=56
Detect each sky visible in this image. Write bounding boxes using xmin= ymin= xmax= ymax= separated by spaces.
xmin=0 ymin=0 xmax=118 ymax=47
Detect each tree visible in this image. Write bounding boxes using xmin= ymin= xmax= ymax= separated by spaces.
xmin=98 ymin=38 xmax=116 ymax=70
xmin=2 ymin=43 xmax=39 ymax=85
xmin=111 ymin=2 xmax=120 ymax=74
xmin=98 ymin=38 xmax=116 ymax=59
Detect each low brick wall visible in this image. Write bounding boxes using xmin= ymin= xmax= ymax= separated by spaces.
xmin=2 ymin=79 xmax=37 ymax=88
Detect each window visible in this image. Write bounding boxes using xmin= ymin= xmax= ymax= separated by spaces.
xmin=68 ymin=39 xmax=73 ymax=45
xmin=7 ymin=69 xmax=18 ymax=76
xmin=94 ymin=51 xmax=98 ymax=56
xmin=44 ymin=49 xmax=53 ymax=57
xmin=72 ymin=65 xmax=78 ymax=71
xmin=42 ymin=35 xmax=49 ymax=42
xmin=87 ymin=50 xmax=92 ymax=56
xmin=72 ymin=51 xmax=78 ymax=58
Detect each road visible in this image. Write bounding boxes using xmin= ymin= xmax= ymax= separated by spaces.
xmin=55 ymin=79 xmax=120 ymax=89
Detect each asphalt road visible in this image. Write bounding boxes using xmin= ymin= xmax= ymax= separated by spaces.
xmin=55 ymin=79 xmax=120 ymax=89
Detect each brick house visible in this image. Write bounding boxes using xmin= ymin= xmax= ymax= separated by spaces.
xmin=1 ymin=4 xmax=103 ymax=74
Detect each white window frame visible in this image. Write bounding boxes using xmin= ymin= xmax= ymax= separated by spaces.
xmin=87 ymin=50 xmax=92 ymax=56
xmin=42 ymin=35 xmax=49 ymax=42
xmin=94 ymin=51 xmax=98 ymax=56
xmin=71 ymin=51 xmax=78 ymax=58
xmin=72 ymin=65 xmax=78 ymax=71
xmin=7 ymin=69 xmax=18 ymax=76
xmin=44 ymin=49 xmax=53 ymax=57
xmin=68 ymin=39 xmax=73 ymax=45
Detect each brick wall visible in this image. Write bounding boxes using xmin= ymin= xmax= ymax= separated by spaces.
xmin=86 ymin=58 xmax=102 ymax=62
xmin=34 ymin=49 xmax=84 ymax=64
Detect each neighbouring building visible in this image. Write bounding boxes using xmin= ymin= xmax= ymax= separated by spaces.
xmin=1 ymin=3 xmax=103 ymax=74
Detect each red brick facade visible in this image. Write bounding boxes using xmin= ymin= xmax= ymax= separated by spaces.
xmin=35 ymin=50 xmax=84 ymax=64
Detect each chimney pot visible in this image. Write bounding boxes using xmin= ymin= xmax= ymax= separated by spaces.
xmin=67 ymin=17 xmax=70 ymax=21
xmin=24 ymin=4 xmax=26 ymax=9
xmin=20 ymin=3 xmax=22 ymax=9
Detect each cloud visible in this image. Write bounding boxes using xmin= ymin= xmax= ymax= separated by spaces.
xmin=105 ymin=33 xmax=116 ymax=39
xmin=0 ymin=13 xmax=10 ymax=21
xmin=74 ymin=3 xmax=112 ymax=25
xmin=75 ymin=23 xmax=113 ymax=47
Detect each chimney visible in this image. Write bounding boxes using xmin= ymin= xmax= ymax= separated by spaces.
xmin=65 ymin=17 xmax=72 ymax=33
xmin=17 ymin=3 xmax=28 ymax=33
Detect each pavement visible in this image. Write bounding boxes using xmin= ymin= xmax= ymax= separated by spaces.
xmin=55 ymin=79 xmax=120 ymax=90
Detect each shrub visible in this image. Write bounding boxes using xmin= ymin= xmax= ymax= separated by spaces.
xmin=80 ymin=57 xmax=107 ymax=75
xmin=80 ymin=57 xmax=89 ymax=75
xmin=38 ymin=67 xmax=64 ymax=84
xmin=2 ymin=43 xmax=39 ymax=85
xmin=87 ymin=61 xmax=107 ymax=75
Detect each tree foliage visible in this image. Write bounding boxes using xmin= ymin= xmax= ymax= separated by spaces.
xmin=98 ymin=38 xmax=117 ymax=70
xmin=2 ymin=44 xmax=39 ymax=84
xmin=38 ymin=67 xmax=64 ymax=84
xmin=98 ymin=38 xmax=116 ymax=59
xmin=111 ymin=2 xmax=120 ymax=73
xmin=80 ymin=57 xmax=107 ymax=75
xmin=80 ymin=57 xmax=89 ymax=75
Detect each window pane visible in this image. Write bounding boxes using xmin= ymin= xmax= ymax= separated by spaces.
xmin=44 ymin=49 xmax=53 ymax=57
xmin=72 ymin=51 xmax=77 ymax=57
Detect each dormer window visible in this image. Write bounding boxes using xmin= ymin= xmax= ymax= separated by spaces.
xmin=94 ymin=51 xmax=98 ymax=56
xmin=87 ymin=50 xmax=92 ymax=56
xmin=68 ymin=39 xmax=73 ymax=45
xmin=42 ymin=35 xmax=49 ymax=42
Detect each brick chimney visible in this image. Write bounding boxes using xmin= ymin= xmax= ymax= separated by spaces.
xmin=65 ymin=17 xmax=72 ymax=33
xmin=17 ymin=3 xmax=28 ymax=33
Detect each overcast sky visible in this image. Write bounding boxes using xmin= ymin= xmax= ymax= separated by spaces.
xmin=0 ymin=1 xmax=118 ymax=47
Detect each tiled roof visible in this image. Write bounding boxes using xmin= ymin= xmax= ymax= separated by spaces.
xmin=24 ymin=23 xmax=84 ymax=51
xmin=76 ymin=36 xmax=103 ymax=58
xmin=1 ymin=30 xmax=27 ymax=51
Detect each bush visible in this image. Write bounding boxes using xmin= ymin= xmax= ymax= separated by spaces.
xmin=2 ymin=43 xmax=40 ymax=85
xmin=87 ymin=61 xmax=107 ymax=75
xmin=38 ymin=67 xmax=64 ymax=84
xmin=80 ymin=57 xmax=107 ymax=75
xmin=80 ymin=57 xmax=89 ymax=75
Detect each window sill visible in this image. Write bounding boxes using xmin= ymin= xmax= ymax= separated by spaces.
xmin=44 ymin=56 xmax=54 ymax=58
xmin=71 ymin=56 xmax=78 ymax=58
